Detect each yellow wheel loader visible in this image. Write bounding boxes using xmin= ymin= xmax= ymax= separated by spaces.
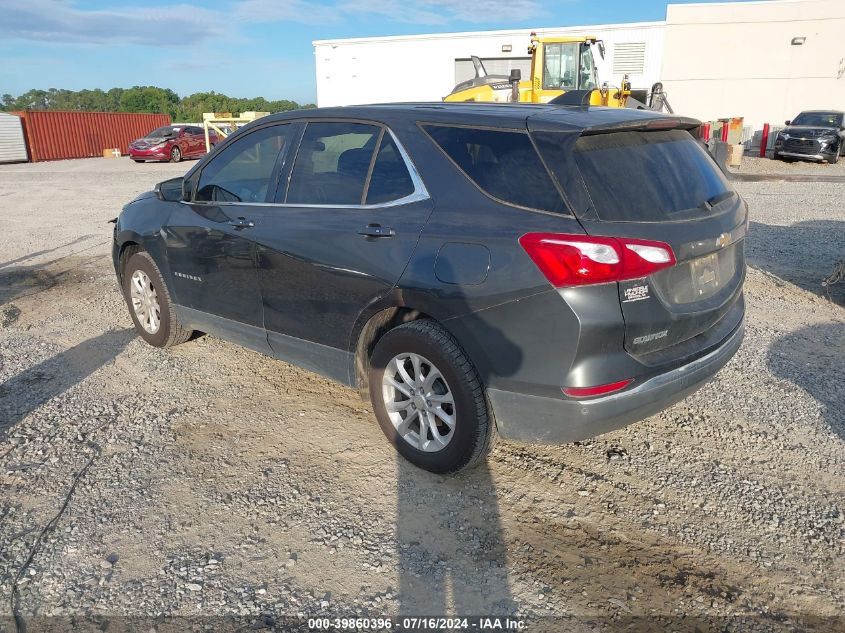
xmin=444 ymin=34 xmax=634 ymax=108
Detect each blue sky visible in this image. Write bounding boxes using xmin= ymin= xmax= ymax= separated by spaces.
xmin=1 ymin=0 xmax=745 ymax=104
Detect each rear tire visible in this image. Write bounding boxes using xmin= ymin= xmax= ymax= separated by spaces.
xmin=368 ymin=320 xmax=495 ymax=473
xmin=122 ymin=251 xmax=192 ymax=348
xmin=170 ymin=146 xmax=182 ymax=163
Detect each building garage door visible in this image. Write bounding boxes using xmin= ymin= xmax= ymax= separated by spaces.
xmin=0 ymin=112 xmax=28 ymax=163
xmin=455 ymin=57 xmax=532 ymax=85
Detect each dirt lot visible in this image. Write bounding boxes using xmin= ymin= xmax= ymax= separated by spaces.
xmin=0 ymin=156 xmax=843 ymax=632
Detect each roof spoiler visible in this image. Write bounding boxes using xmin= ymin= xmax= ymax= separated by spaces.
xmin=580 ymin=116 xmax=702 ymax=135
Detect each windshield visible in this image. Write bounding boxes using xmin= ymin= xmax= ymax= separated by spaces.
xmin=145 ymin=127 xmax=178 ymax=139
xmin=791 ymin=112 xmax=843 ymax=128
xmin=535 ymin=129 xmax=734 ymax=222
xmin=542 ymin=43 xmax=579 ymax=90
xmin=579 ymin=43 xmax=598 ymax=90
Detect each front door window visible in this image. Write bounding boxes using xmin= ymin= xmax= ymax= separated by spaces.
xmin=195 ymin=125 xmax=289 ymax=203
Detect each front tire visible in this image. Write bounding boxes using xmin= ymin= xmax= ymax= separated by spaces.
xmin=170 ymin=146 xmax=182 ymax=163
xmin=122 ymin=251 xmax=192 ymax=348
xmin=368 ymin=320 xmax=495 ymax=473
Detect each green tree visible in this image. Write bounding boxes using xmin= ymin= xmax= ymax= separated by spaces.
xmin=119 ymin=86 xmax=181 ymax=118
xmin=0 ymin=86 xmax=310 ymax=116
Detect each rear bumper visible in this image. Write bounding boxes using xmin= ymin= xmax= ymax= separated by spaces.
xmin=489 ymin=316 xmax=744 ymax=443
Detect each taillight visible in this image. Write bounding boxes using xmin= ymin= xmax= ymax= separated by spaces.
xmin=519 ymin=232 xmax=676 ymax=287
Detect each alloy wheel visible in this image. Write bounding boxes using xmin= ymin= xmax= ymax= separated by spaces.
xmin=130 ymin=270 xmax=161 ymax=334
xmin=381 ymin=352 xmax=456 ymax=452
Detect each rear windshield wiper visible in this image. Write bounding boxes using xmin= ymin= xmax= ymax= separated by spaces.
xmin=696 ymin=190 xmax=736 ymax=212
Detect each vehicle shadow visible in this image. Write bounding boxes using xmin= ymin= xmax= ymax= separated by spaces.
xmin=0 ymin=265 xmax=74 ymax=308
xmin=396 ymin=459 xmax=516 ymax=618
xmin=0 ymin=235 xmax=95 ymax=271
xmin=395 ymin=258 xmax=523 ymax=622
xmin=0 ymin=251 xmax=108 ymax=325
xmin=0 ymin=328 xmax=134 ymax=440
xmin=767 ymin=322 xmax=845 ymax=442
xmin=746 ymin=220 xmax=845 ymax=305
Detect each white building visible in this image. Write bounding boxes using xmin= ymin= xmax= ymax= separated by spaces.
xmin=661 ymin=0 xmax=845 ymax=130
xmin=313 ymin=0 xmax=845 ymax=132
xmin=314 ymin=22 xmax=666 ymax=107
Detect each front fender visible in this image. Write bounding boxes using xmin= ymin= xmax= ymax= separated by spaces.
xmin=113 ymin=195 xmax=176 ymax=287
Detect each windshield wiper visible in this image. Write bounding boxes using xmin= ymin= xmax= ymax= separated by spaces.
xmin=706 ymin=191 xmax=735 ymax=207
xmin=693 ymin=191 xmax=735 ymax=213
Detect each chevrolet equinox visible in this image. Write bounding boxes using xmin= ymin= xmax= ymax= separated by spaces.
xmin=113 ymin=103 xmax=746 ymax=473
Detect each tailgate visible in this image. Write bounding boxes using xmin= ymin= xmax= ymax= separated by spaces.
xmin=532 ymin=125 xmax=748 ymax=356
xmin=583 ymin=214 xmax=746 ymax=355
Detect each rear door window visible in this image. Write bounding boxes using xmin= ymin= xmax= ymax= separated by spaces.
xmin=423 ymin=125 xmax=565 ymax=213
xmin=286 ymin=122 xmax=380 ymax=205
xmin=195 ymin=124 xmax=289 ymax=203
xmin=536 ymin=129 xmax=734 ymax=222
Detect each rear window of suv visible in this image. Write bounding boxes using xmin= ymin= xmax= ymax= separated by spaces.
xmin=536 ymin=129 xmax=734 ymax=222
xmin=423 ymin=125 xmax=566 ymax=213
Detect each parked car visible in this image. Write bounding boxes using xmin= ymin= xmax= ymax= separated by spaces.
xmin=773 ymin=110 xmax=844 ymax=164
xmin=128 ymin=125 xmax=219 ymax=163
xmin=113 ymin=103 xmax=747 ymax=473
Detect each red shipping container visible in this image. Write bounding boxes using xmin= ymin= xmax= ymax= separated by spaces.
xmin=12 ymin=111 xmax=171 ymax=162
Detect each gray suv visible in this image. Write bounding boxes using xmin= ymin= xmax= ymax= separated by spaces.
xmin=113 ymin=103 xmax=746 ymax=473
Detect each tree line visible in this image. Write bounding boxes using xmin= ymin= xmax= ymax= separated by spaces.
xmin=0 ymin=86 xmax=315 ymax=121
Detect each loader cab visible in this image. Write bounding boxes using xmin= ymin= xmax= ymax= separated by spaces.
xmin=530 ymin=37 xmax=600 ymax=103
xmin=443 ymin=34 xmax=614 ymax=105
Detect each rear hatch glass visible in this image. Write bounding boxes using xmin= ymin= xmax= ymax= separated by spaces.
xmin=571 ymin=129 xmax=732 ymax=222
xmin=534 ymin=127 xmax=747 ymax=358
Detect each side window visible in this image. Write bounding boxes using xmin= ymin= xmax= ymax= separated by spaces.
xmin=195 ymin=125 xmax=289 ymax=203
xmin=286 ymin=122 xmax=380 ymax=205
xmin=365 ymin=135 xmax=415 ymax=204
xmin=423 ymin=125 xmax=565 ymax=213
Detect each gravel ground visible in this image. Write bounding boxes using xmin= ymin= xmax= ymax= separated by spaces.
xmin=0 ymin=157 xmax=843 ymax=632
xmin=736 ymin=155 xmax=845 ymax=177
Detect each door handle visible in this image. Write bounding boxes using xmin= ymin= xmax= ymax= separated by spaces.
xmin=358 ymin=224 xmax=395 ymax=238
xmin=228 ymin=217 xmax=255 ymax=230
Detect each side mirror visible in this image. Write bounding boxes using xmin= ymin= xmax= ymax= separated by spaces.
xmin=597 ymin=40 xmax=606 ymax=60
xmin=784 ymin=120 xmax=791 ymax=125
xmin=155 ymin=176 xmax=186 ymax=202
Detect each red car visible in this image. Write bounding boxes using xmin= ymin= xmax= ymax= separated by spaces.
xmin=128 ymin=125 xmax=220 ymax=163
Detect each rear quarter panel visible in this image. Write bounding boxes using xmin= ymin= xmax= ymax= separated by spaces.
xmin=388 ymin=123 xmax=621 ymax=396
